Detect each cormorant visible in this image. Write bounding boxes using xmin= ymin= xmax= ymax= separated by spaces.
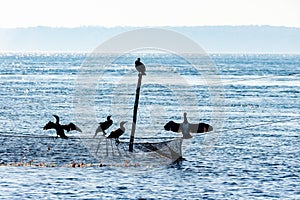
xmin=107 ymin=121 xmax=127 ymax=143
xmin=163 ymin=114 xmax=213 ymax=135
xmin=94 ymin=116 xmax=113 ymax=137
xmin=164 ymin=121 xmax=213 ymax=133
xmin=43 ymin=115 xmax=82 ymax=139
xmin=135 ymin=58 xmax=146 ymax=75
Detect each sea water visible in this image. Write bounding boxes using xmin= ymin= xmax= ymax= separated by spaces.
xmin=0 ymin=53 xmax=299 ymax=199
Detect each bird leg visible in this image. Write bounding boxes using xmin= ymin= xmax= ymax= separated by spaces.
xmin=115 ymin=138 xmax=120 ymax=146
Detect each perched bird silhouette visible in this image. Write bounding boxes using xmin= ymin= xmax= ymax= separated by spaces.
xmin=135 ymin=58 xmax=146 ymax=75
xmin=107 ymin=121 xmax=127 ymax=143
xmin=43 ymin=115 xmax=82 ymax=139
xmin=94 ymin=116 xmax=113 ymax=137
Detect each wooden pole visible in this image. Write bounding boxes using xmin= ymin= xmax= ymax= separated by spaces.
xmin=129 ymin=73 xmax=143 ymax=152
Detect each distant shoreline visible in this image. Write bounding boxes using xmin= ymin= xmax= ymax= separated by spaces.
xmin=0 ymin=26 xmax=299 ymax=53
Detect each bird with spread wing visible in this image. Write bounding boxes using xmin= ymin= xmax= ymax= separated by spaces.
xmin=43 ymin=115 xmax=82 ymax=139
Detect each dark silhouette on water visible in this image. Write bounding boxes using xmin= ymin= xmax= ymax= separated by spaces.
xmin=43 ymin=115 xmax=82 ymax=139
xmin=107 ymin=121 xmax=127 ymax=144
xmin=135 ymin=58 xmax=146 ymax=75
xmin=94 ymin=116 xmax=113 ymax=137
xmin=164 ymin=115 xmax=213 ymax=137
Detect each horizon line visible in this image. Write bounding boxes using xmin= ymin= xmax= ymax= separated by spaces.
xmin=1 ymin=50 xmax=299 ymax=55
xmin=1 ymin=25 xmax=300 ymax=29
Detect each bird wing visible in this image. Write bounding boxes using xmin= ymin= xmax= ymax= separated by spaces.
xmin=188 ymin=123 xmax=207 ymax=133
xmin=107 ymin=130 xmax=116 ymax=138
xmin=62 ymin=123 xmax=82 ymax=132
xmin=95 ymin=125 xmax=103 ymax=134
xmin=107 ymin=129 xmax=123 ymax=138
xmin=164 ymin=121 xmax=181 ymax=132
xmin=99 ymin=121 xmax=113 ymax=130
xmin=43 ymin=121 xmax=55 ymax=130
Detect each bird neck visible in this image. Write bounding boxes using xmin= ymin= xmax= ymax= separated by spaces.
xmin=183 ymin=115 xmax=188 ymax=123
xmin=53 ymin=115 xmax=60 ymax=124
xmin=120 ymin=124 xmax=125 ymax=131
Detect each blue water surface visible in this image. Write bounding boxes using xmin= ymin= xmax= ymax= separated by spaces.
xmin=0 ymin=53 xmax=299 ymax=199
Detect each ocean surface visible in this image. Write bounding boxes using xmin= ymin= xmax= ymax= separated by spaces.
xmin=0 ymin=53 xmax=299 ymax=199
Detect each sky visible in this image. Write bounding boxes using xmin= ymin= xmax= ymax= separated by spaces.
xmin=0 ymin=0 xmax=299 ymax=28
